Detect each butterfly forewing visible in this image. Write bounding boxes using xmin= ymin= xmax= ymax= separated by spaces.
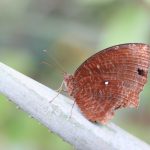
xmin=65 ymin=43 xmax=150 ymax=124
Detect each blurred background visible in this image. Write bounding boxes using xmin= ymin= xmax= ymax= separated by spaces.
xmin=0 ymin=0 xmax=150 ymax=149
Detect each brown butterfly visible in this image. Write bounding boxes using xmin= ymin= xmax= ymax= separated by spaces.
xmin=64 ymin=43 xmax=150 ymax=124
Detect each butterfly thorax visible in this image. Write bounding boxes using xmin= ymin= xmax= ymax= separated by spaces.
xmin=64 ymin=73 xmax=74 ymax=96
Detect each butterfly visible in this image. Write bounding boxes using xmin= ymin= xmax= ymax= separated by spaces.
xmin=64 ymin=43 xmax=150 ymax=124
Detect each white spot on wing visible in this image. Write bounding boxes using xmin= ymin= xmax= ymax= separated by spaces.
xmin=114 ymin=46 xmax=119 ymax=50
xmin=142 ymin=45 xmax=149 ymax=51
xmin=104 ymin=81 xmax=109 ymax=85
xmin=97 ymin=65 xmax=100 ymax=69
xmin=89 ymin=71 xmax=92 ymax=75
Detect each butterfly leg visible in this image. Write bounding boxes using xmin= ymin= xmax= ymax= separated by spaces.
xmin=67 ymin=100 xmax=76 ymax=120
xmin=49 ymin=81 xmax=64 ymax=103
xmin=55 ymin=81 xmax=64 ymax=92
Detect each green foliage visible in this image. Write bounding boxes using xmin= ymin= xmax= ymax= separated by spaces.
xmin=0 ymin=0 xmax=150 ymax=149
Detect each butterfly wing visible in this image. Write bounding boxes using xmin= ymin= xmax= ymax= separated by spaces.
xmin=70 ymin=43 xmax=150 ymax=124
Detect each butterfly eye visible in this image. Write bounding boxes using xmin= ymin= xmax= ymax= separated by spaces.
xmin=137 ymin=68 xmax=145 ymax=76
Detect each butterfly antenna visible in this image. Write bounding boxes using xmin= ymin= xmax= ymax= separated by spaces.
xmin=42 ymin=49 xmax=66 ymax=75
xmin=42 ymin=50 xmax=67 ymax=102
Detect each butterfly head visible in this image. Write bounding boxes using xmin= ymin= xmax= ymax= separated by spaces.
xmin=64 ymin=73 xmax=74 ymax=96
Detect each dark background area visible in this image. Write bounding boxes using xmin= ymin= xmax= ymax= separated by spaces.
xmin=0 ymin=0 xmax=150 ymax=149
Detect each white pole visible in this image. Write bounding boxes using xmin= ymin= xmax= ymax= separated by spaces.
xmin=0 ymin=62 xmax=149 ymax=150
